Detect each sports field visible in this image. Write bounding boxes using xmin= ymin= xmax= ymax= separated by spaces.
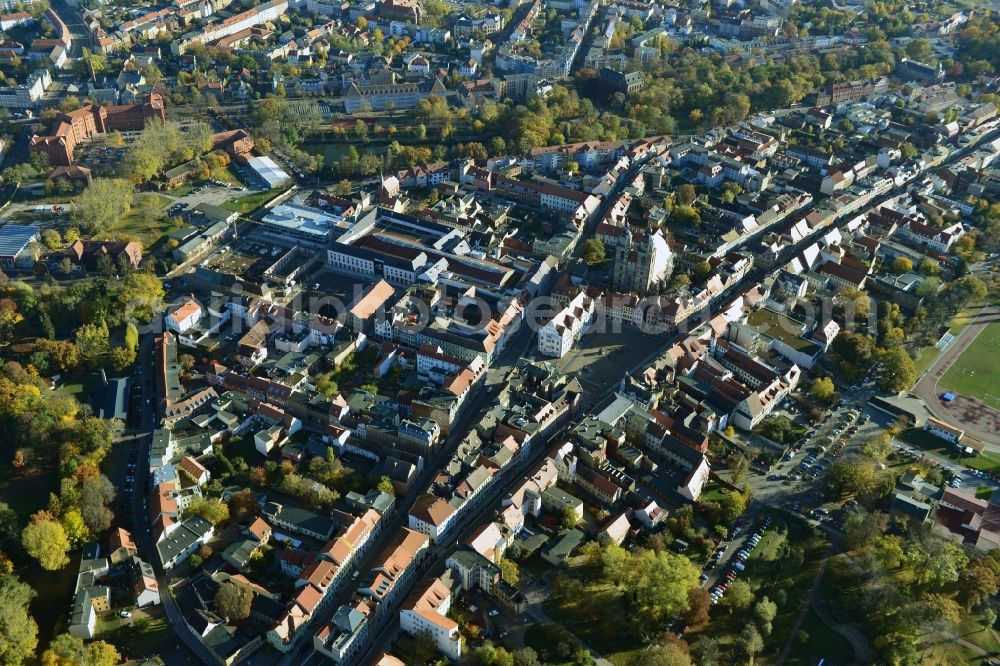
xmin=940 ymin=321 xmax=1000 ymax=407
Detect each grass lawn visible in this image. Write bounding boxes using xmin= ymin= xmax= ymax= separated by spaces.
xmin=167 ymin=182 xmax=197 ymax=197
xmin=224 ymin=434 xmax=266 ymax=467
xmin=915 ymin=613 xmax=1000 ymax=663
xmin=752 ymin=515 xmax=830 ymax=660
xmin=112 ymin=617 xmax=175 ymax=658
xmin=541 ymin=578 xmax=644 ymax=666
xmin=913 ymin=344 xmax=942 ymax=377
xmin=520 ymin=552 xmax=554 ymax=581
xmin=685 ymin=511 xmax=831 ymax=663
xmin=699 ymin=483 xmax=731 ymax=504
xmin=57 ymin=371 xmax=103 ymax=405
xmin=1 ymin=465 xmax=67 ymax=651
xmin=940 ymin=321 xmax=1000 ymax=406
xmin=96 ymin=193 xmax=176 ymax=247
xmin=523 ymin=625 xmax=575 ymax=666
xmin=821 ymin=549 xmax=1000 ymax=665
xmin=221 ymin=189 xmax=285 ymax=214
xmin=784 ymin=608 xmax=854 ymax=666
xmin=0 ymin=469 xmax=58 ymax=522
xmin=20 ymin=553 xmax=77 ymax=651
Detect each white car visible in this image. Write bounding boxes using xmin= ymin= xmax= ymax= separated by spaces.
xmin=488 ymin=609 xmax=499 ymax=617
xmin=119 ymin=611 xmax=132 ymax=618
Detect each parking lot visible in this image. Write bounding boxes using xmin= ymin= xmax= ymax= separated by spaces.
xmin=704 ymin=513 xmax=775 ymax=610
xmin=163 ymin=180 xmax=252 ymax=212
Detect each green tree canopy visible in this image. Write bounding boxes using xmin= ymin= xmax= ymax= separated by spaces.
xmin=0 ymin=574 xmax=38 ymax=666
xmin=22 ymin=517 xmax=70 ymax=571
xmin=214 ymin=582 xmax=252 ymax=621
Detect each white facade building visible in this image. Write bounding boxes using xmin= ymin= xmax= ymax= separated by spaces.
xmin=537 ymin=291 xmax=596 ymax=358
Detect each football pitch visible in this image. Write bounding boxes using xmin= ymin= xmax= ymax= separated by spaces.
xmin=940 ymin=321 xmax=1000 ymax=406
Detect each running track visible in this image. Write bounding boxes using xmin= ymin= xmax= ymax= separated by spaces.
xmin=912 ymin=304 xmax=1000 ymax=451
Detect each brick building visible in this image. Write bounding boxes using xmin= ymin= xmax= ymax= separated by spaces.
xmin=29 ymin=93 xmax=166 ymax=166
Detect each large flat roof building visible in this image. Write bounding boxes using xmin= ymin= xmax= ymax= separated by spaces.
xmin=247 ymin=155 xmax=292 ymax=190
xmin=0 ymin=224 xmax=40 ymax=270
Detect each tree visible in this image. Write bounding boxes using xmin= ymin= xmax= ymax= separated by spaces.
xmin=119 ymin=272 xmax=164 ymax=321
xmin=906 ymin=37 xmax=933 ymax=62
xmin=683 ymin=587 xmax=711 ymax=631
xmin=123 ymin=322 xmax=140 ymax=354
xmin=753 ymin=597 xmax=777 ymax=635
xmin=858 ymin=432 xmax=891 ymax=465
xmin=809 ymin=377 xmax=835 ymax=403
xmin=513 ymin=647 xmax=540 ymax=666
xmin=187 ymin=497 xmax=230 ymax=525
xmin=60 ymin=509 xmax=89 ymax=546
xmin=41 ymin=634 xmax=120 ymax=666
xmin=954 ymin=276 xmax=988 ymax=303
xmin=228 ymin=489 xmax=258 ymax=520
xmin=215 ymin=582 xmax=253 ymax=621
xmin=35 ymin=339 xmax=79 ymax=373
xmin=917 ymin=258 xmax=940 ymax=276
xmin=622 ymin=549 xmax=701 ymax=633
xmin=581 ymin=238 xmax=606 ymax=265
xmin=677 ymin=184 xmax=697 ymax=205
xmin=10 ymin=450 xmax=25 ymax=475
xmin=717 ymin=490 xmax=749 ymax=526
xmin=671 ymin=205 xmax=701 ymax=226
xmin=79 ymin=474 xmax=115 ymax=534
xmin=42 ymin=229 xmax=63 ymax=250
xmin=0 ymin=299 xmax=23 ymax=344
xmin=877 ymin=347 xmax=916 ymax=392
xmin=739 ymin=625 xmax=764 ymax=666
xmin=75 ymin=321 xmax=109 ymax=370
xmin=0 ymin=574 xmax=38 ymax=665
xmin=499 ymin=559 xmax=520 ymax=587
xmin=890 ymin=256 xmax=912 ymax=274
xmin=721 ymin=579 xmax=754 ymax=613
xmin=22 ymin=518 xmax=70 ymax=571
xmin=828 ymin=454 xmax=881 ymax=496
xmin=0 ymin=502 xmax=18 ymax=544
xmin=476 ymin=642 xmax=515 ymax=666
xmin=830 ymin=332 xmax=875 ymax=382
xmin=72 ymin=179 xmax=133 ymax=234
xmin=958 ymin=555 xmax=1000 ymax=609
xmin=729 ymin=452 xmax=750 ymax=483
xmin=560 ymin=505 xmax=579 ymax=530
xmin=377 ymin=475 xmax=395 ymax=496
xmin=179 ymin=353 xmax=196 ymax=375
xmin=899 ymin=142 xmax=918 ymax=160
xmin=598 ymin=542 xmax=631 ymax=585
xmin=634 ymin=643 xmax=692 ymax=666
xmin=109 ymin=347 xmax=136 ymax=372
